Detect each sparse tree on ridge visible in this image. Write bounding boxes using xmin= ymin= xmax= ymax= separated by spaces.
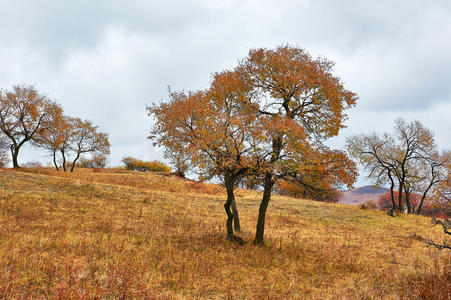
xmin=347 ymin=133 xmax=399 ymax=211
xmin=347 ymin=119 xmax=446 ymax=214
xmin=67 ymin=118 xmax=110 ymax=172
xmin=149 ymin=70 xmax=260 ymax=240
xmin=239 ymin=46 xmax=357 ymax=244
xmin=33 ymin=111 xmax=68 ymax=171
xmin=0 ymin=85 xmax=63 ymax=168
xmin=150 ymin=46 xmax=358 ymax=244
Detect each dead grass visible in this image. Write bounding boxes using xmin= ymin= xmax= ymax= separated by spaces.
xmin=0 ymin=167 xmax=449 ymax=299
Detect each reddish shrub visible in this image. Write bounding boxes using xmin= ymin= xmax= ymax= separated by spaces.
xmin=377 ymin=191 xmax=449 ymax=217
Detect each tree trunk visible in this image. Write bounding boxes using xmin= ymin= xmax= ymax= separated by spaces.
xmin=224 ymin=173 xmax=236 ymax=240
xmin=71 ymin=152 xmax=81 ymax=172
xmin=231 ymin=197 xmax=241 ymax=232
xmin=405 ymin=189 xmax=412 ymax=214
xmin=11 ymin=145 xmax=20 ymax=168
xmin=417 ymin=179 xmax=435 ymax=215
xmin=388 ymin=171 xmax=396 ymax=210
xmin=397 ymin=183 xmax=404 ymax=212
xmin=53 ymin=150 xmax=59 ymax=171
xmin=60 ymin=149 xmax=67 ymax=172
xmin=253 ymin=172 xmax=274 ymax=245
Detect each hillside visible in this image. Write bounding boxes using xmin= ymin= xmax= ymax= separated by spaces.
xmin=0 ymin=168 xmax=449 ymax=298
xmin=339 ymin=185 xmax=389 ymax=205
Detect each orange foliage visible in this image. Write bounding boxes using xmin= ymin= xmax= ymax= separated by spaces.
xmin=0 ymin=85 xmax=63 ymax=168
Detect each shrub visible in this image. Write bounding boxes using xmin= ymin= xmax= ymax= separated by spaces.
xmin=77 ymin=154 xmax=108 ymax=169
xmin=121 ymin=157 xmax=171 ymax=172
xmin=359 ymin=200 xmax=377 ymax=210
xmin=377 ymin=191 xmax=449 ymax=217
xmin=22 ymin=161 xmax=42 ymax=168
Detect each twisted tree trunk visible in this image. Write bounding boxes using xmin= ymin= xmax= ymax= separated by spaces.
xmin=253 ymin=172 xmax=274 ymax=245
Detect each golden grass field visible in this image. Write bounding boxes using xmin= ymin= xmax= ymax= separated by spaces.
xmin=0 ymin=168 xmax=449 ymax=299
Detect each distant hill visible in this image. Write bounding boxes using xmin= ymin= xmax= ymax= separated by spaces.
xmin=339 ymin=185 xmax=389 ymax=205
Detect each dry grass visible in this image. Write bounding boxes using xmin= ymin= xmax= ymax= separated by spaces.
xmin=0 ymin=167 xmax=449 ymax=299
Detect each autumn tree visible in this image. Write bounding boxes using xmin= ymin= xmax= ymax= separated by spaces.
xmin=277 ymin=147 xmax=357 ymax=202
xmin=65 ymin=118 xmax=110 ymax=172
xmin=0 ymin=85 xmax=63 ymax=168
xmin=424 ymin=160 xmax=451 ymax=249
xmin=149 ymin=70 xmax=259 ymax=241
xmin=239 ymin=46 xmax=357 ymax=244
xmin=33 ymin=111 xmax=68 ymax=171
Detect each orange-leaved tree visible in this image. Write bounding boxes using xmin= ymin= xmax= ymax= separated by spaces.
xmin=239 ymin=46 xmax=357 ymax=244
xmin=277 ymin=147 xmax=357 ymax=202
xmin=33 ymin=111 xmax=69 ymax=171
xmin=0 ymin=85 xmax=63 ymax=168
xmin=67 ymin=118 xmax=110 ymax=172
xmin=149 ymin=70 xmax=259 ymax=241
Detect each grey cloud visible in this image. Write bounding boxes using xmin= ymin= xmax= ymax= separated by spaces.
xmin=1 ymin=0 xmax=450 ymax=174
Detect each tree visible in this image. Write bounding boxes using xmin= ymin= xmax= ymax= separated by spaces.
xmin=33 ymin=111 xmax=68 ymax=171
xmin=0 ymin=85 xmax=62 ymax=168
xmin=391 ymin=119 xmax=436 ymax=213
xmin=64 ymin=118 xmax=110 ymax=172
xmin=347 ymin=119 xmax=443 ymax=214
xmin=149 ymin=70 xmax=259 ymax=241
xmin=239 ymin=46 xmax=357 ymax=244
xmin=423 ymin=160 xmax=451 ymax=250
xmin=415 ymin=151 xmax=450 ymax=215
xmin=347 ymin=133 xmax=398 ymax=211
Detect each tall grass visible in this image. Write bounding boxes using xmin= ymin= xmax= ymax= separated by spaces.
xmin=0 ymin=168 xmax=449 ymax=298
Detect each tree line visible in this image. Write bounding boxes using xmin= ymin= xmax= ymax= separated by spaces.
xmin=0 ymin=85 xmax=110 ymax=171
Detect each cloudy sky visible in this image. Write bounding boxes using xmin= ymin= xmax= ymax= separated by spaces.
xmin=1 ymin=0 xmax=450 ymax=185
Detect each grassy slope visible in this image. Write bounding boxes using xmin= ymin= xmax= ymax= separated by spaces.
xmin=0 ymin=168 xmax=449 ymax=299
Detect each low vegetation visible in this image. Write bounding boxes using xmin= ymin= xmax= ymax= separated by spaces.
xmin=121 ymin=156 xmax=171 ymax=173
xmin=0 ymin=168 xmax=449 ymax=298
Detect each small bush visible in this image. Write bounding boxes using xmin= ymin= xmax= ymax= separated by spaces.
xmin=22 ymin=161 xmax=43 ymax=168
xmin=121 ymin=157 xmax=171 ymax=172
xmin=77 ymin=154 xmax=108 ymax=169
xmin=359 ymin=200 xmax=377 ymax=210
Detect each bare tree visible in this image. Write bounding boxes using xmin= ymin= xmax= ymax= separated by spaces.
xmin=426 ymin=218 xmax=451 ymax=250
xmin=347 ymin=119 xmax=441 ymax=214
xmin=347 ymin=133 xmax=398 ymax=210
